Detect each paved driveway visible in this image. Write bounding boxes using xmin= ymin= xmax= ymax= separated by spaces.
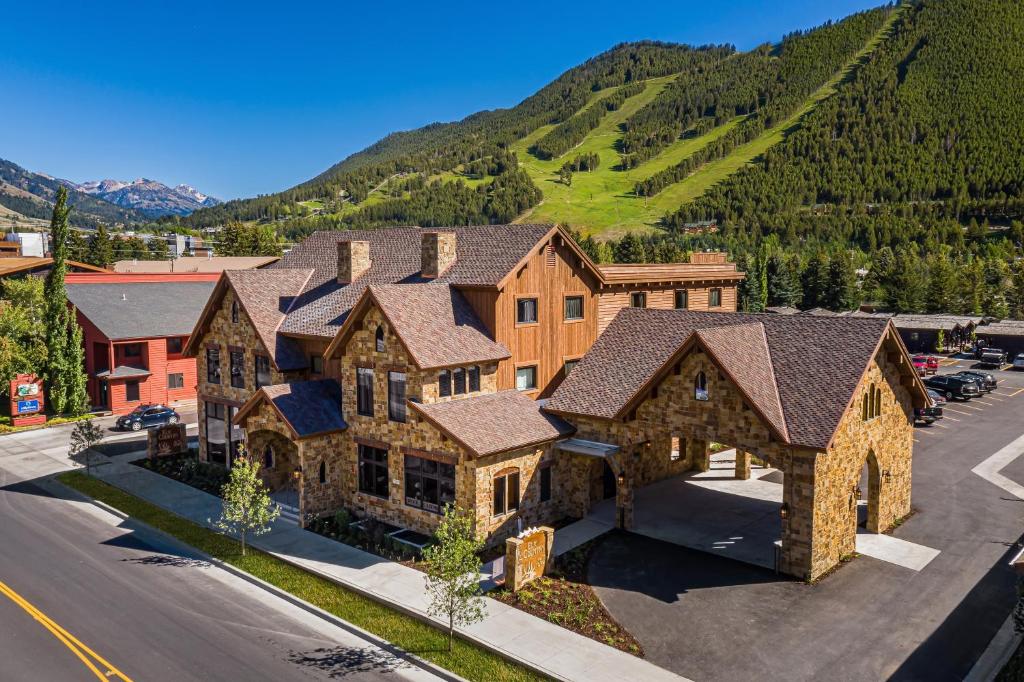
xmin=589 ymin=363 xmax=1024 ymax=681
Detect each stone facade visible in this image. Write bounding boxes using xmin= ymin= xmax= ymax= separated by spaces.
xmin=196 ymin=288 xmax=299 ymax=463
xmin=555 ymin=340 xmax=916 ymax=581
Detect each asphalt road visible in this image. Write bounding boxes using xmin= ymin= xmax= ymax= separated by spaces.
xmin=589 ymin=361 xmax=1024 ymax=681
xmin=0 ymin=463 xmax=439 ymax=682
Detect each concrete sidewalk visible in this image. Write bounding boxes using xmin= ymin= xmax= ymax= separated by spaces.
xmin=80 ymin=455 xmax=686 ymax=682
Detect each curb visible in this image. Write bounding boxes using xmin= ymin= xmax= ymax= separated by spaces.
xmin=41 ymin=474 xmax=468 ymax=682
xmin=71 ymin=468 xmax=570 ymax=681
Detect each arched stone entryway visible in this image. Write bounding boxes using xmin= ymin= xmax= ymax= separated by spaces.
xmin=245 ymin=429 xmax=300 ymax=499
xmin=856 ymin=449 xmax=883 ymax=533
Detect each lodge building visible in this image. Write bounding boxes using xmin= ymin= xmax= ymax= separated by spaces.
xmin=185 ymin=224 xmax=924 ymax=580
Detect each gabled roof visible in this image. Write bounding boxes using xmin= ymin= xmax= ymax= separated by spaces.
xmin=233 ymin=379 xmax=345 ymax=439
xmin=545 ymin=309 xmax=927 ymax=451
xmin=273 ymin=224 xmax=557 ymax=338
xmin=183 ymin=268 xmax=313 ymax=370
xmin=326 ymin=284 xmax=510 ymax=369
xmin=67 ymin=281 xmax=216 ymax=340
xmin=410 ymin=390 xmax=575 ymax=457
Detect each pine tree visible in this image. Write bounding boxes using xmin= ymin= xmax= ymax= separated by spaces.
xmin=43 ymin=187 xmax=72 ymax=414
xmin=147 ymin=235 xmax=170 ymax=260
xmin=1010 ymin=259 xmax=1024 ymax=320
xmin=614 ymin=232 xmax=647 ymax=263
xmin=87 ymin=224 xmax=114 ymax=268
xmin=801 ymin=252 xmax=830 ymax=309
xmin=767 ymin=254 xmax=802 ymax=307
xmin=925 ymin=252 xmax=957 ymax=313
xmin=825 ymin=251 xmax=857 ymax=311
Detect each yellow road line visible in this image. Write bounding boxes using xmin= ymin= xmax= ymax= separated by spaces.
xmin=1009 ymin=388 xmax=1024 ymax=397
xmin=0 ymin=580 xmax=132 ymax=682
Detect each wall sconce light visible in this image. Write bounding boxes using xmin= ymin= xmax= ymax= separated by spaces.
xmin=616 ymin=473 xmax=625 ymax=487
xmin=854 ymin=485 xmax=862 ymax=499
xmin=882 ymin=469 xmax=892 ymax=481
xmin=292 ymin=466 xmax=302 ymax=480
xmin=780 ymin=502 xmax=789 ymax=520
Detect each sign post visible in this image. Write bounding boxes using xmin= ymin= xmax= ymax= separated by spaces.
xmin=9 ymin=374 xmax=45 ymax=428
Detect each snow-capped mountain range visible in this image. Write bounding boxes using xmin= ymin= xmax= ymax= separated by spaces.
xmin=72 ymin=177 xmax=221 ymax=217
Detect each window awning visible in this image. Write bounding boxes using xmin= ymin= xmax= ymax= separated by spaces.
xmin=555 ymin=438 xmax=620 ymax=458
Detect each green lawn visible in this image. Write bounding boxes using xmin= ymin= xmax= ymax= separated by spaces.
xmin=58 ymin=471 xmax=542 ymax=682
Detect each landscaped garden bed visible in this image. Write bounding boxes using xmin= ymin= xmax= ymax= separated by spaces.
xmin=306 ymin=510 xmax=429 ymax=567
xmin=132 ymin=453 xmax=229 ymax=497
xmin=492 ymin=535 xmax=643 ymax=657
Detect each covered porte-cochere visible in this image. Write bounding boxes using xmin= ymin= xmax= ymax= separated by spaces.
xmin=543 ymin=312 xmax=927 ymax=581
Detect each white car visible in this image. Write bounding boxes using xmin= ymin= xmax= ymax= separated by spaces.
xmin=1014 ymin=353 xmax=1024 ymax=370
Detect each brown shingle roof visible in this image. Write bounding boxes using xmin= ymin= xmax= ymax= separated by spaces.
xmin=411 ymin=390 xmax=574 ymax=457
xmin=233 ymin=379 xmax=345 ymax=439
xmin=364 ymin=284 xmax=510 ymax=369
xmin=545 ymin=309 xmax=904 ymax=450
xmin=273 ymin=224 xmax=555 ymax=338
xmin=224 ymin=269 xmax=314 ymax=370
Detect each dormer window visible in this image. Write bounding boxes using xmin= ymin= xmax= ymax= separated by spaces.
xmin=695 ymin=371 xmax=709 ymax=401
xmin=231 ymin=300 xmax=239 ymax=324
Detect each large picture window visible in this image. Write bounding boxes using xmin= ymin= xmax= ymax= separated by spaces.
xmin=230 ymin=350 xmax=245 ymax=389
xmin=405 ymin=455 xmax=456 ymax=514
xmin=388 ymin=371 xmax=407 ymax=423
xmin=516 ymin=298 xmax=538 ymax=325
xmin=206 ymin=347 xmax=221 ymax=384
xmin=358 ymin=444 xmax=389 ymax=498
xmin=255 ymin=354 xmax=271 ymax=389
xmin=357 ymin=367 xmax=374 ymax=416
xmin=205 ymin=401 xmax=227 ymax=466
xmin=493 ymin=470 xmax=520 ymax=516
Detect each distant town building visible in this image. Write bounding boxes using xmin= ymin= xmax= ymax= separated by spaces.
xmin=113 ymin=255 xmax=279 ymax=274
xmin=5 ymin=232 xmax=46 ymax=257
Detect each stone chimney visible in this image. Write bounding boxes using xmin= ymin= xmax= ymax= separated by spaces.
xmin=421 ymin=231 xmax=456 ymax=279
xmin=337 ymin=240 xmax=371 ymax=284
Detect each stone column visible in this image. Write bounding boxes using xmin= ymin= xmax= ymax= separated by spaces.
xmin=735 ymin=450 xmax=752 ymax=480
xmin=779 ymin=452 xmax=816 ymax=579
xmin=611 ymin=450 xmax=635 ymax=531
xmin=689 ymin=439 xmax=711 ymax=473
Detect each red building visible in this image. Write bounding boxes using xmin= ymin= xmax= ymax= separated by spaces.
xmin=66 ymin=273 xmax=218 ymax=414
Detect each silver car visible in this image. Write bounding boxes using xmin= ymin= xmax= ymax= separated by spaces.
xmin=1014 ymin=353 xmax=1024 ymax=370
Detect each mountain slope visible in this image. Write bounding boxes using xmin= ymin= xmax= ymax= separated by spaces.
xmin=178 ymin=0 xmax=1024 ymax=250
xmin=74 ymin=178 xmax=221 ymax=217
xmin=0 ymin=158 xmax=150 ymax=228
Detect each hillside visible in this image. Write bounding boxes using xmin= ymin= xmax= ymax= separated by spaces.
xmin=0 ymin=158 xmax=150 ymax=229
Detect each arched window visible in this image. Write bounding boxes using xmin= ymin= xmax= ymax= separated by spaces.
xmin=263 ymin=444 xmax=274 ymax=469
xmin=694 ymin=371 xmax=709 ymax=401
xmin=874 ymin=386 xmax=882 ymax=418
xmin=318 ymin=461 xmax=327 ymax=484
xmin=862 ymin=394 xmax=869 ymax=422
xmin=375 ymin=325 xmax=385 ymax=353
xmin=230 ymin=300 xmax=239 ymax=324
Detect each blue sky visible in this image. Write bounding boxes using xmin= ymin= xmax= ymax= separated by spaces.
xmin=0 ymin=1 xmax=881 ymax=200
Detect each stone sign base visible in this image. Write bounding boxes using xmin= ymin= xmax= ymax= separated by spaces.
xmin=504 ymin=526 xmax=554 ymax=592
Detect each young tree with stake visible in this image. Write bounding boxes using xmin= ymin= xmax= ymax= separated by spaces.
xmin=217 ymin=450 xmax=280 ymax=556
xmin=69 ymin=418 xmax=104 ymax=474
xmin=423 ymin=505 xmax=485 ymax=652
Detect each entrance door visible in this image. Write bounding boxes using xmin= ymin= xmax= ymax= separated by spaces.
xmin=97 ymin=381 xmax=108 ymax=409
xmin=602 ymin=461 xmax=617 ymax=500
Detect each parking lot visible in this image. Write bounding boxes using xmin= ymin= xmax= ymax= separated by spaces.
xmin=587 ymin=361 xmax=1024 ymax=681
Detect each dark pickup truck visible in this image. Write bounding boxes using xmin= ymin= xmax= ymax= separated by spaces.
xmin=924 ymin=374 xmax=981 ymax=400
xmin=977 ymin=347 xmax=1008 ymax=367
xmin=954 ymin=369 xmax=998 ymax=392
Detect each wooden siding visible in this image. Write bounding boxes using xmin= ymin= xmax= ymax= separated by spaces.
xmin=597 ymin=284 xmax=739 ymax=335
xmin=489 ymin=235 xmax=601 ymax=398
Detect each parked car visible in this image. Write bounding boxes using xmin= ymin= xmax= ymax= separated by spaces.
xmin=954 ymin=369 xmax=997 ymax=392
xmin=923 ymin=374 xmax=981 ymax=400
xmin=912 ymin=356 xmax=927 ymax=376
xmin=1013 ymin=354 xmax=1024 ymax=370
xmin=915 ymin=398 xmax=944 ymax=424
xmin=115 ymin=404 xmax=180 ymax=431
xmin=977 ymin=347 xmax=1008 ymax=366
xmin=926 ymin=389 xmax=947 ymax=406
xmin=913 ymin=355 xmax=939 ymax=375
